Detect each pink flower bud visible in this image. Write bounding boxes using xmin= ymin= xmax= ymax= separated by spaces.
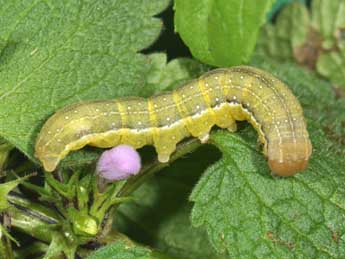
xmin=96 ymin=145 xmax=141 ymax=181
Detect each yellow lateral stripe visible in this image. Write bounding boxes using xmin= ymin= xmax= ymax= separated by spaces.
xmin=115 ymin=100 xmax=127 ymax=127
xmin=222 ymin=72 xmax=230 ymax=96
xmin=147 ymin=99 xmax=158 ymax=128
xmin=197 ymin=78 xmax=212 ymax=107
xmin=197 ymin=77 xmax=218 ymax=121
xmin=172 ymin=90 xmax=193 ymax=124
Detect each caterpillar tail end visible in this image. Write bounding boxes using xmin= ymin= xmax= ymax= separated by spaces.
xmin=268 ymin=159 xmax=309 ymax=177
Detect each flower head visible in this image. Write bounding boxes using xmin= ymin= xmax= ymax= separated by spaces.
xmin=96 ymin=145 xmax=141 ymax=181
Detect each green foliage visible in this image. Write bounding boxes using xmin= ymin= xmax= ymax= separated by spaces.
xmin=257 ymin=0 xmax=345 ymax=89
xmin=0 ymin=0 xmax=170 ymax=166
xmin=174 ymin=0 xmax=275 ymax=67
xmin=86 ymin=242 xmax=152 ymax=259
xmin=143 ymin=53 xmax=209 ymax=96
xmin=0 ymin=1 xmax=344 ymax=258
xmin=256 ymin=2 xmax=309 ymax=61
xmin=317 ymin=49 xmax=345 ymax=90
xmin=115 ymin=145 xmax=225 ymax=259
xmin=0 ymin=174 xmax=33 ymax=210
xmin=0 ymin=138 xmax=13 ymax=174
xmin=190 ymin=59 xmax=345 ymax=258
xmin=267 ymin=0 xmax=307 ymax=20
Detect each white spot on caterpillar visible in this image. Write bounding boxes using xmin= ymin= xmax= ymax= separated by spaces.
xmin=240 ymin=76 xmax=244 ymax=79
xmin=166 ymin=117 xmax=170 ymax=121
xmin=190 ymin=86 xmax=194 ymax=89
xmin=65 ymin=116 xmax=69 ymax=120
xmin=74 ymin=110 xmax=78 ymax=113
xmin=127 ymin=106 xmax=131 ymax=110
xmin=259 ymin=85 xmax=263 ymax=89
xmin=138 ymin=121 xmax=142 ymax=125
xmin=196 ymin=105 xmax=200 ymax=109
xmin=96 ymin=109 xmax=99 ymax=112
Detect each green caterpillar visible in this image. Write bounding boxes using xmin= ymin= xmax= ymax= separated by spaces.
xmin=35 ymin=66 xmax=312 ymax=176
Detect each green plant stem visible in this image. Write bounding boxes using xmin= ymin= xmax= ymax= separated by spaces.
xmin=7 ymin=193 xmax=60 ymax=243
xmin=96 ymin=138 xmax=202 ymax=239
xmin=0 ymin=224 xmax=14 ymax=259
xmin=13 ymin=241 xmax=49 ymax=259
xmin=118 ymin=137 xmax=202 ymax=197
xmin=6 ymin=138 xmax=202 ymax=253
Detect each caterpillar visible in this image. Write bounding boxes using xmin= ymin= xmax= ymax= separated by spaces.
xmin=35 ymin=66 xmax=312 ymax=176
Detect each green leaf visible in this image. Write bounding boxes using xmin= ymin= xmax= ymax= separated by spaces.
xmin=256 ymin=2 xmax=310 ymax=63
xmin=317 ymin=49 xmax=345 ymax=89
xmin=0 ymin=174 xmax=33 ymax=210
xmin=190 ymin=59 xmax=345 ymax=258
xmin=142 ymin=53 xmax=209 ymax=96
xmin=8 ymin=194 xmax=60 ymax=243
xmin=43 ymin=232 xmax=77 ymax=259
xmin=310 ymin=0 xmax=345 ymax=49
xmin=0 ymin=223 xmax=19 ymax=249
xmin=115 ymin=145 xmax=225 ymax=259
xmin=0 ymin=0 xmax=169 ymax=167
xmin=0 ymin=138 xmax=13 ymax=173
xmin=86 ymin=242 xmax=152 ymax=259
xmin=267 ymin=0 xmax=307 ymax=20
xmin=256 ymin=0 xmax=345 ymax=89
xmin=174 ymin=0 xmax=275 ymax=67
xmin=192 ymin=125 xmax=345 ymax=257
